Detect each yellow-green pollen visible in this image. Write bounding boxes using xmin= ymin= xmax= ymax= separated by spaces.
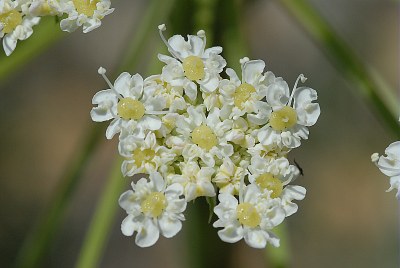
xmin=182 ymin=55 xmax=205 ymax=81
xmin=236 ymin=202 xmax=261 ymax=228
xmin=141 ymin=192 xmax=167 ymax=217
xmin=255 ymin=173 xmax=283 ymax=198
xmin=233 ymin=83 xmax=256 ymax=108
xmin=133 ymin=148 xmax=155 ymax=166
xmin=0 ymin=10 xmax=23 ymax=34
xmin=72 ymin=0 xmax=98 ymax=16
xmin=269 ymin=106 xmax=297 ymax=131
xmin=117 ymin=97 xmax=145 ymax=120
xmin=191 ymin=125 xmax=217 ymax=151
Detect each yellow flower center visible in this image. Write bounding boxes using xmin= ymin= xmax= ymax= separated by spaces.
xmin=191 ymin=125 xmax=217 ymax=151
xmin=0 ymin=10 xmax=23 ymax=34
xmin=72 ymin=0 xmax=98 ymax=16
xmin=117 ymin=97 xmax=145 ymax=120
xmin=233 ymin=83 xmax=256 ymax=108
xmin=269 ymin=106 xmax=297 ymax=131
xmin=255 ymin=173 xmax=283 ymax=198
xmin=182 ymin=55 xmax=205 ymax=81
xmin=141 ymin=192 xmax=167 ymax=218
xmin=236 ymin=202 xmax=261 ymax=228
xmin=133 ymin=148 xmax=155 ymax=166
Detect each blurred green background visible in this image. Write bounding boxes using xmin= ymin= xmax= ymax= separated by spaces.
xmin=0 ymin=0 xmax=399 ymax=267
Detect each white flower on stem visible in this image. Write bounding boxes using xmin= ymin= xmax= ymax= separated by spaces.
xmin=258 ymin=74 xmax=320 ymax=149
xmin=372 ymin=141 xmax=400 ymax=197
xmin=218 ymin=58 xmax=272 ymax=125
xmin=90 ymin=67 xmax=167 ymax=140
xmin=248 ymin=155 xmax=305 ymax=216
xmin=169 ymin=161 xmax=215 ymax=201
xmin=0 ymin=0 xmax=40 ymax=56
xmin=157 ymin=24 xmax=226 ymax=99
xmin=119 ymin=172 xmax=186 ymax=247
xmin=60 ymin=0 xmax=114 ymax=33
xmin=144 ymin=74 xmax=187 ymax=112
xmin=175 ymin=105 xmax=233 ymax=167
xmin=119 ymin=132 xmax=175 ymax=177
xmin=213 ymin=157 xmax=247 ymax=195
xmin=213 ymin=184 xmax=285 ymax=248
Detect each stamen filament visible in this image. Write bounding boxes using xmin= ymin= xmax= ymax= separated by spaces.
xmin=98 ymin=67 xmax=121 ymax=99
xmin=158 ymin=24 xmax=183 ymax=61
xmin=288 ymin=74 xmax=307 ymax=105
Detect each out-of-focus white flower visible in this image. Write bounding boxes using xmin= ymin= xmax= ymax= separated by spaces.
xmin=119 ymin=172 xmax=186 ymax=247
xmin=0 ymin=0 xmax=40 ymax=56
xmin=372 ymin=141 xmax=400 ymax=197
xmin=60 ymin=0 xmax=114 ymax=33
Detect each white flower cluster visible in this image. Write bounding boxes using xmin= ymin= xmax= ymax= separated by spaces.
xmin=372 ymin=118 xmax=400 ymax=198
xmin=0 ymin=0 xmax=113 ymax=55
xmin=90 ymin=24 xmax=321 ymax=248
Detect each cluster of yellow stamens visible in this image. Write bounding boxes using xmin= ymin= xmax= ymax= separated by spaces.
xmin=117 ymin=97 xmax=145 ymax=120
xmin=255 ymin=173 xmax=283 ymax=198
xmin=269 ymin=106 xmax=297 ymax=131
xmin=236 ymin=202 xmax=261 ymax=228
xmin=191 ymin=125 xmax=217 ymax=150
xmin=0 ymin=10 xmax=22 ymax=34
xmin=141 ymin=192 xmax=167 ymax=217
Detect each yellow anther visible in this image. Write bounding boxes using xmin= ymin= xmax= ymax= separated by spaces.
xmin=255 ymin=173 xmax=283 ymax=198
xmin=72 ymin=0 xmax=98 ymax=16
xmin=191 ymin=125 xmax=217 ymax=150
xmin=0 ymin=10 xmax=22 ymax=34
xmin=133 ymin=148 xmax=155 ymax=166
xmin=117 ymin=97 xmax=145 ymax=120
xmin=236 ymin=202 xmax=261 ymax=228
xmin=141 ymin=192 xmax=167 ymax=217
xmin=233 ymin=83 xmax=256 ymax=108
xmin=182 ymin=55 xmax=205 ymax=81
xmin=269 ymin=106 xmax=297 ymax=131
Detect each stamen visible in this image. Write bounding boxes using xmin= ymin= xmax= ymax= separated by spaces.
xmin=197 ymin=29 xmax=206 ymax=54
xmin=98 ymin=67 xmax=120 ymax=98
xmin=288 ymin=74 xmax=307 ymax=105
xmin=158 ymin=24 xmax=183 ymax=61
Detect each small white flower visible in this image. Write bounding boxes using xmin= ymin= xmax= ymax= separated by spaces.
xmin=169 ymin=161 xmax=215 ymax=201
xmin=60 ymin=0 xmax=114 ymax=33
xmin=213 ymin=184 xmax=285 ymax=248
xmin=119 ymin=132 xmax=175 ymax=177
xmin=0 ymin=0 xmax=40 ymax=56
xmin=158 ymin=24 xmax=226 ymax=97
xmin=218 ymin=58 xmax=272 ymax=125
xmin=90 ymin=67 xmax=166 ymax=140
xmin=119 ymin=172 xmax=186 ymax=247
xmin=372 ymin=141 xmax=400 ymax=197
xmin=213 ymin=157 xmax=247 ymax=195
xmin=258 ymin=74 xmax=320 ymax=149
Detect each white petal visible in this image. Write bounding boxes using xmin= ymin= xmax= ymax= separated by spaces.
xmin=244 ymin=229 xmax=267 ymax=248
xmin=150 ymin=172 xmax=165 ymax=192
xmin=158 ymin=215 xmax=183 ymax=238
xmin=266 ymin=80 xmax=290 ymax=110
xmin=217 ymin=224 xmax=243 ymax=243
xmin=187 ymin=35 xmax=204 ymax=56
xmin=105 ymin=118 xmax=121 ymax=139
xmin=135 ymin=218 xmax=160 ymax=247
xmin=243 ymin=60 xmax=265 ymax=85
xmin=140 ymin=115 xmax=162 ymax=130
xmin=121 ymin=214 xmax=137 ymax=236
xmin=3 ymin=35 xmax=17 ymax=56
xmin=294 ymin=87 xmax=320 ymax=126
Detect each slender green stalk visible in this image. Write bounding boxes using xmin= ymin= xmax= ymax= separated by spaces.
xmin=0 ymin=17 xmax=65 ymax=83
xmin=15 ymin=1 xmax=177 ymax=266
xmin=75 ymin=158 xmax=125 ymax=268
xmin=266 ymin=223 xmax=290 ymax=268
xmin=15 ymin=124 xmax=105 ymax=268
xmin=279 ymin=0 xmax=400 ymax=138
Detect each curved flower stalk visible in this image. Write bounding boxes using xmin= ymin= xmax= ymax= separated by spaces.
xmin=0 ymin=0 xmax=114 ymax=56
xmin=90 ymin=24 xmax=321 ymax=248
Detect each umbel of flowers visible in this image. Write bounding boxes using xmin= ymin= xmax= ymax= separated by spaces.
xmin=90 ymin=24 xmax=321 ymax=248
xmin=0 ymin=0 xmax=114 ymax=56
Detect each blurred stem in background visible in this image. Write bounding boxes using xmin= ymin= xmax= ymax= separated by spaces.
xmin=15 ymin=0 xmax=177 ymax=267
xmin=279 ymin=0 xmax=400 ymax=138
xmin=0 ymin=17 xmax=65 ymax=83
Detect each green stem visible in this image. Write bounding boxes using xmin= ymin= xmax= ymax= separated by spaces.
xmin=15 ymin=124 xmax=105 ymax=268
xmin=15 ymin=0 xmax=177 ymax=266
xmin=266 ymin=223 xmax=291 ymax=268
xmin=0 ymin=17 xmax=65 ymax=83
xmin=75 ymin=158 xmax=125 ymax=268
xmin=279 ymin=0 xmax=400 ymax=138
